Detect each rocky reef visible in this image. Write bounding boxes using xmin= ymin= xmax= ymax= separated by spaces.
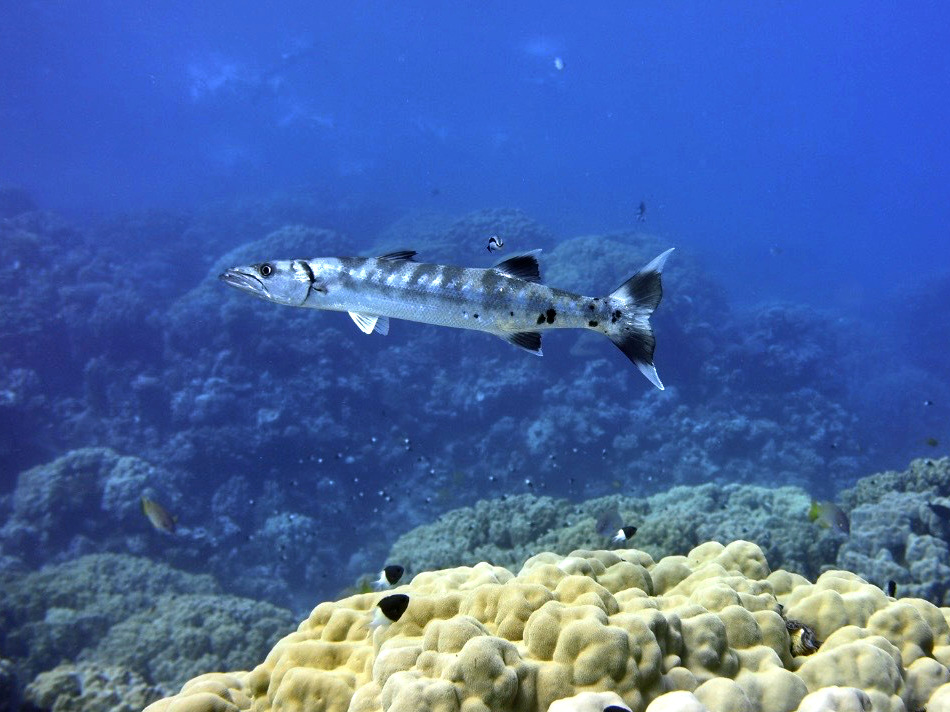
xmin=0 ymin=553 xmax=294 ymax=705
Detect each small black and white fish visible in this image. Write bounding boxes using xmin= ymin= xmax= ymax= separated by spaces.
xmin=636 ymin=201 xmax=647 ymax=222
xmin=373 ymin=564 xmax=405 ymax=590
xmin=886 ymin=580 xmax=897 ymax=598
xmin=611 ymin=526 xmax=637 ymax=544
xmin=486 ymin=235 xmax=504 ymax=253
xmin=219 ymin=247 xmax=674 ymax=388
xmin=371 ymin=593 xmax=410 ymax=629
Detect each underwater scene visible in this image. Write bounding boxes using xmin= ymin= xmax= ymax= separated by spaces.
xmin=1 ymin=3 xmax=950 ymax=711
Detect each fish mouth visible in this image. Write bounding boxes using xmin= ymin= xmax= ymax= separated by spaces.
xmin=219 ymin=268 xmax=265 ymax=295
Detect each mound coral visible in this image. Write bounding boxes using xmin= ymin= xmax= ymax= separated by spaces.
xmin=145 ymin=540 xmax=950 ymax=712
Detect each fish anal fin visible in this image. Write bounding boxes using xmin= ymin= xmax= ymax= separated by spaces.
xmin=502 ymin=331 xmax=543 ymax=356
xmin=378 ymin=250 xmax=417 ymax=262
xmin=494 ymin=251 xmax=542 ymax=283
xmin=349 ymin=312 xmax=389 ymax=335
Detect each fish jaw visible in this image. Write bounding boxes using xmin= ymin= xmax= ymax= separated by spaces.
xmin=219 ymin=268 xmax=266 ymax=299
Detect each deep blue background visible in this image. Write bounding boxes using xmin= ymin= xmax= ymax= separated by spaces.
xmin=2 ymin=2 xmax=948 ymax=309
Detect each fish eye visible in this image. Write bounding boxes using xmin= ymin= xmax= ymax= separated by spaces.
xmin=259 ymin=263 xmax=274 ymax=277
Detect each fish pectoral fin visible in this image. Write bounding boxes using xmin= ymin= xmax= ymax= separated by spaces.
xmin=494 ymin=251 xmax=542 ymax=283
xmin=501 ymin=331 xmax=543 ymax=356
xmin=348 ymin=312 xmax=389 ymax=335
xmin=377 ymin=250 xmax=417 ymax=262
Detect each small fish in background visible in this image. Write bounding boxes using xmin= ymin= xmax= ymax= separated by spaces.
xmin=924 ymin=399 xmax=934 ymax=407
xmin=807 ymin=500 xmax=850 ymax=534
xmin=141 ymin=495 xmax=177 ymax=534
xmin=769 ymin=245 xmax=785 ymax=256
xmin=886 ymin=580 xmax=897 ymax=598
xmin=370 ymin=593 xmax=410 ymax=629
xmin=925 ymin=437 xmax=939 ymax=448
xmin=373 ymin=564 xmax=405 ymax=590
xmin=553 ymin=56 xmax=565 ymax=71
xmin=594 ymin=505 xmax=623 ymax=537
xmin=636 ymin=201 xmax=647 ymax=222
xmin=611 ymin=526 xmax=638 ymax=544
xmin=486 ymin=235 xmax=504 ymax=253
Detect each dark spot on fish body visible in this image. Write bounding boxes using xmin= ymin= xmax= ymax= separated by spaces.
xmin=537 ymin=314 xmax=546 ymax=325
xmin=587 ymin=302 xmax=596 ymax=311
xmin=443 ymin=266 xmax=468 ymax=293
xmin=473 ymin=313 xmax=479 ymax=319
xmin=545 ymin=308 xmax=556 ymax=324
xmin=611 ymin=309 xmax=622 ymax=324
xmin=480 ymin=269 xmax=504 ymax=294
xmin=509 ymin=311 xmax=514 ymax=317
xmin=411 ymin=263 xmax=440 ymax=283
xmin=589 ymin=320 xmax=599 ymax=327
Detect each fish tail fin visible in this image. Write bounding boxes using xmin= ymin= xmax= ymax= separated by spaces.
xmin=605 ymin=248 xmax=674 ymax=390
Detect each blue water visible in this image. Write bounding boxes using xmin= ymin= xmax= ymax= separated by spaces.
xmin=1 ymin=0 xmax=949 ymax=699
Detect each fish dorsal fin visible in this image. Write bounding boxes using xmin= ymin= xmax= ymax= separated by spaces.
xmin=378 ymin=250 xmax=417 ymax=262
xmin=501 ymin=331 xmax=543 ymax=355
xmin=494 ymin=250 xmax=541 ymax=283
xmin=348 ymin=312 xmax=389 ymax=335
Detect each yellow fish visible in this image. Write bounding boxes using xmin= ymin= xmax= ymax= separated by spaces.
xmin=808 ymin=500 xmax=849 ymax=534
xmin=141 ymin=495 xmax=177 ymax=534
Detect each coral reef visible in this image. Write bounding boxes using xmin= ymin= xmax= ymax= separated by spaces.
xmin=835 ymin=457 xmax=950 ymax=605
xmin=387 ymin=484 xmax=841 ymax=582
xmin=88 ymin=593 xmax=296 ymax=691
xmin=2 ymin=201 xmax=946 ymax=637
xmin=0 ymin=447 xmax=184 ymax=567
xmin=0 ymin=553 xmax=294 ymax=694
xmin=145 ymin=540 xmax=950 ymax=712
xmin=839 ymin=456 xmax=950 ymax=510
xmin=0 ymin=553 xmax=216 ymax=682
xmin=0 ymin=658 xmax=18 ymax=712
xmin=23 ymin=662 xmax=163 ymax=712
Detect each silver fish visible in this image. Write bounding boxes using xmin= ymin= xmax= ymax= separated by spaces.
xmin=219 ymin=248 xmax=674 ymax=388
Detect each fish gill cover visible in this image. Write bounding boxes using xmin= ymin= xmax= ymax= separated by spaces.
xmin=0 ymin=1 xmax=949 ymax=708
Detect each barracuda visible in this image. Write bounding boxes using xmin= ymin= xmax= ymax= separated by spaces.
xmin=219 ymin=247 xmax=674 ymax=389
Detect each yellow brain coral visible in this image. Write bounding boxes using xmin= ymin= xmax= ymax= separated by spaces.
xmin=145 ymin=541 xmax=950 ymax=712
